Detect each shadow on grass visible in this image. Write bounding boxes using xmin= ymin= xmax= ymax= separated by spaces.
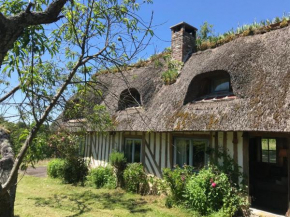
xmin=28 ymin=190 xmax=152 ymax=217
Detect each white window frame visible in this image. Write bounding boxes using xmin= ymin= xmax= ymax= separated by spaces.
xmin=125 ymin=138 xmax=142 ymax=163
xmin=173 ymin=137 xmax=209 ymax=168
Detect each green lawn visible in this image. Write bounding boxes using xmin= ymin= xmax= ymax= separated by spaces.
xmin=14 ymin=175 xmax=196 ymax=217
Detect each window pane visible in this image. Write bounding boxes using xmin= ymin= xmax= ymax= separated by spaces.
xmin=134 ymin=140 xmax=141 ymax=163
xmin=261 ymin=138 xmax=276 ymax=163
xmin=192 ymin=140 xmax=206 ymax=169
xmin=269 ymin=139 xmax=276 ymax=150
xmin=176 ymin=139 xmax=190 ymax=167
xmin=125 ymin=139 xmax=133 ymax=163
xmin=213 ymin=78 xmax=229 ymax=92
xmin=261 ymin=150 xmax=269 ymax=163
xmin=261 ymin=139 xmax=268 ymax=150
xmin=269 ymin=150 xmax=276 ymax=163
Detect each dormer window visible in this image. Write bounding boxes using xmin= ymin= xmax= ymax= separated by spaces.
xmin=201 ymin=75 xmax=233 ymax=99
xmin=212 ymin=77 xmax=230 ymax=92
xmin=183 ymin=70 xmax=235 ymax=104
xmin=118 ymin=88 xmax=141 ymax=110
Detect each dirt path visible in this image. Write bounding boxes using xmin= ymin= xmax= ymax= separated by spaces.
xmin=21 ymin=166 xmax=47 ymax=178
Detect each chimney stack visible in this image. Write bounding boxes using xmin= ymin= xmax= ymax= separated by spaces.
xmin=170 ymin=22 xmax=197 ymax=62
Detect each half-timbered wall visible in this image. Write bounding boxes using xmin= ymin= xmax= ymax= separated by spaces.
xmin=84 ymin=131 xmax=245 ymax=178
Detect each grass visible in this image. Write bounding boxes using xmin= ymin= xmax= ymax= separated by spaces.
xmin=14 ymin=175 xmax=196 ymax=217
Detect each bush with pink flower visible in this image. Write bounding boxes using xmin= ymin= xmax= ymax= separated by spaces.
xmin=48 ymin=130 xmax=81 ymax=160
xmin=184 ymin=165 xmax=249 ymax=216
xmin=162 ymin=165 xmax=195 ymax=205
xmin=47 ymin=130 xmax=88 ymax=184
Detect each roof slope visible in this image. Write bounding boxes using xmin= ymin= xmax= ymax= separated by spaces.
xmin=68 ymin=25 xmax=290 ymax=132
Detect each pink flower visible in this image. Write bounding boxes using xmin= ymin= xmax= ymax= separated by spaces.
xmin=211 ymin=182 xmax=216 ymax=188
xmin=181 ymin=176 xmax=185 ymax=181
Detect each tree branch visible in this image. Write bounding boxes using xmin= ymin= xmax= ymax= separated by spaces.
xmin=25 ymin=2 xmax=35 ymax=13
xmin=9 ymin=0 xmax=69 ymax=26
xmin=0 ymin=85 xmax=20 ymax=103
xmin=0 ymin=0 xmax=69 ymax=67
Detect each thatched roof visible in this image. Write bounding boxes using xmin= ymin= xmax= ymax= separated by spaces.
xmin=62 ymin=25 xmax=290 ymax=133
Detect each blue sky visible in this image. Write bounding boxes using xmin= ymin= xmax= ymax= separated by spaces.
xmin=138 ymin=0 xmax=290 ymax=56
xmin=2 ymin=0 xmax=290 ymax=122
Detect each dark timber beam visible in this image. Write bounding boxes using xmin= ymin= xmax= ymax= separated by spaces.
xmin=242 ymin=132 xmax=250 ymax=195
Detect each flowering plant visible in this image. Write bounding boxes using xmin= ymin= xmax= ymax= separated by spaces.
xmin=48 ymin=130 xmax=88 ymax=184
xmin=48 ymin=130 xmax=81 ymax=160
xmin=162 ymin=164 xmax=195 ymax=203
xmin=184 ymin=165 xmax=248 ymax=216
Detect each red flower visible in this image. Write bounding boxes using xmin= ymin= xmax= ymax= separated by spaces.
xmin=211 ymin=182 xmax=216 ymax=188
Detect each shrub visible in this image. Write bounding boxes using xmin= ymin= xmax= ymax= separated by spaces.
xmin=162 ymin=165 xmax=195 ymax=203
xmin=147 ymin=176 xmax=169 ymax=195
xmin=109 ymin=151 xmax=126 ymax=187
xmin=62 ymin=159 xmax=88 ymax=185
xmin=48 ymin=130 xmax=88 ymax=185
xmin=161 ymin=56 xmax=183 ymax=85
xmin=104 ymin=173 xmax=117 ymax=189
xmin=47 ymin=158 xmax=65 ymax=178
xmin=280 ymin=18 xmax=289 ymax=28
xmin=162 ymin=69 xmax=179 ymax=85
xmin=48 ymin=131 xmax=81 ymax=160
xmin=109 ymin=151 xmax=126 ymax=167
xmin=213 ymin=149 xmax=245 ymax=187
xmin=123 ymin=163 xmax=148 ymax=194
xmin=184 ymin=166 xmax=249 ymax=216
xmin=165 ymin=195 xmax=174 ymax=208
xmin=86 ymin=166 xmax=116 ymax=189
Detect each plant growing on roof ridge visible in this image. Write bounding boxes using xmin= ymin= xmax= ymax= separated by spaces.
xmin=196 ymin=21 xmax=215 ymax=50
xmin=280 ymin=18 xmax=289 ymax=28
xmin=162 ymin=69 xmax=179 ymax=85
xmin=196 ymin=14 xmax=290 ymax=52
xmin=161 ymin=55 xmax=183 ymax=85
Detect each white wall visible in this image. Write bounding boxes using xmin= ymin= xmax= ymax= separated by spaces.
xmin=85 ymin=131 xmax=245 ymax=177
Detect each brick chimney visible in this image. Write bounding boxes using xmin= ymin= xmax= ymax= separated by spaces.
xmin=170 ymin=22 xmax=197 ymax=62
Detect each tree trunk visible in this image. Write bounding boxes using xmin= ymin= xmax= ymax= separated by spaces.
xmin=0 ymin=128 xmax=17 ymax=217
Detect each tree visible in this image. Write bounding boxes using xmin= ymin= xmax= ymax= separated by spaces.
xmin=0 ymin=0 xmax=154 ymax=215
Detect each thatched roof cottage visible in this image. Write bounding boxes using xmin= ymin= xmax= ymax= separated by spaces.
xmin=61 ymin=21 xmax=290 ymax=215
